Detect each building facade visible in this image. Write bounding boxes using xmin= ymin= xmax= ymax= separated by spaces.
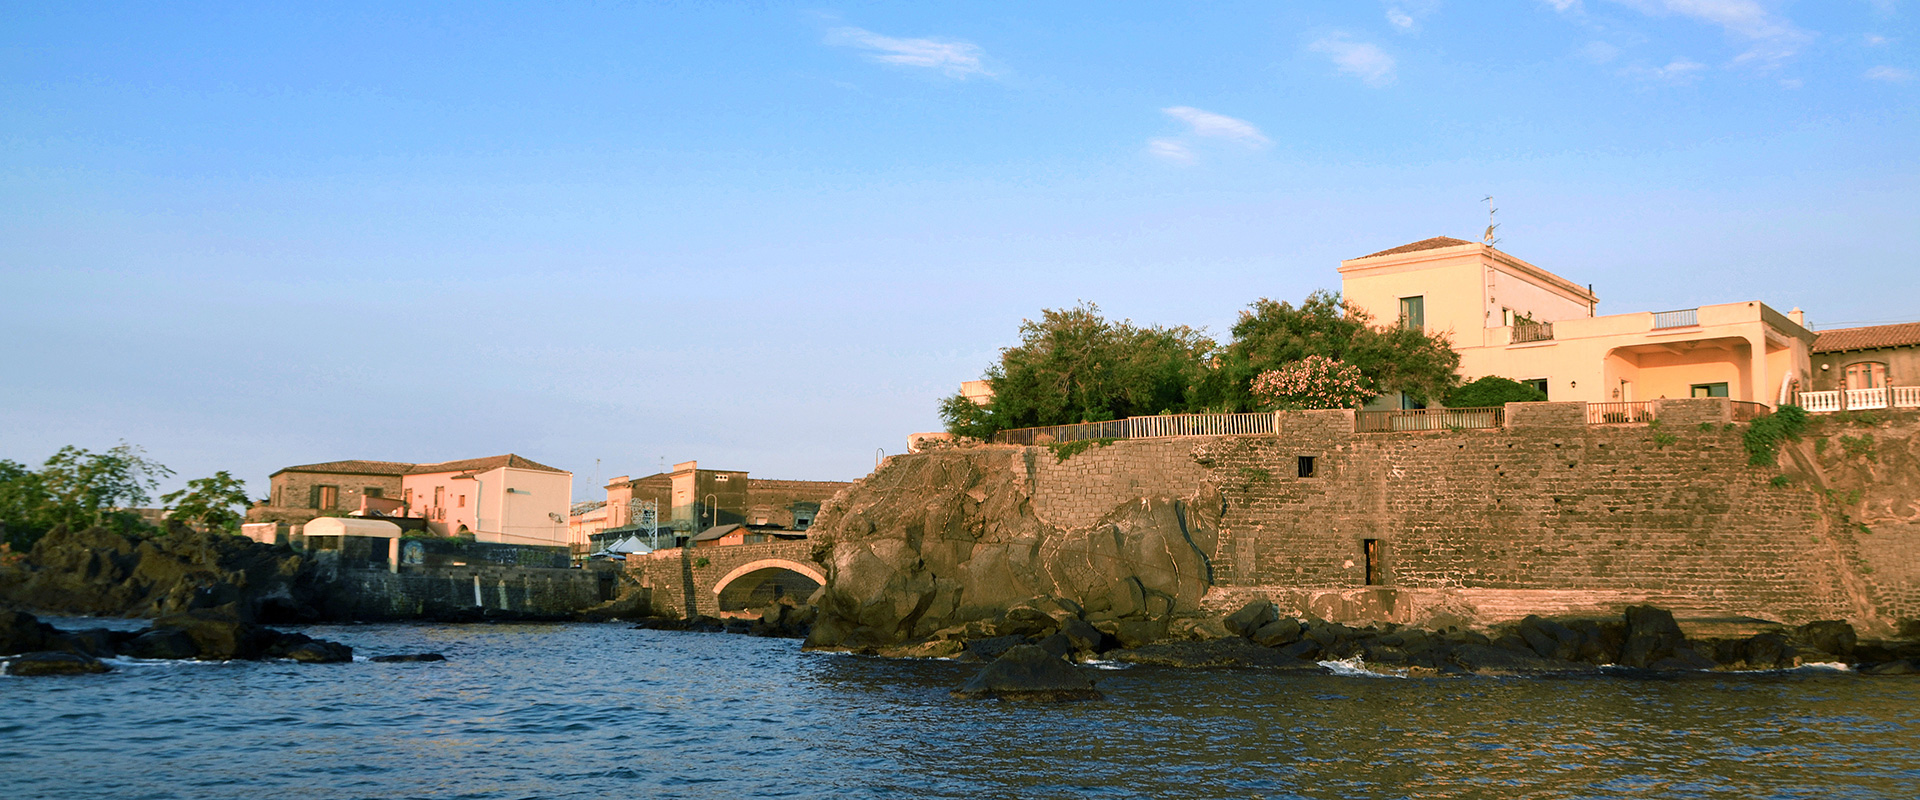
xmin=1339 ymin=237 xmax=1815 ymax=409
xmin=248 ymin=454 xmax=573 ymax=547
xmin=1800 ymin=321 xmax=1920 ymax=413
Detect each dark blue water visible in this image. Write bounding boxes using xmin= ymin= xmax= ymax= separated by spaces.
xmin=4 ymin=619 xmax=1918 ymax=799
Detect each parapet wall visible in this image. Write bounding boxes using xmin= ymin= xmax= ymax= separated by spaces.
xmin=1019 ymin=403 xmax=1913 ymax=628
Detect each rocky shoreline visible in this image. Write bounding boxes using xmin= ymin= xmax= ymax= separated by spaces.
xmin=0 ymin=608 xmax=355 ymax=676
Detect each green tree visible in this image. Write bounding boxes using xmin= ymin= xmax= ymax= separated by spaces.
xmin=35 ymin=443 xmax=172 ymax=533
xmin=1204 ymin=291 xmax=1460 ymax=411
xmin=0 ymin=459 xmax=54 ymax=550
xmin=939 ymin=302 xmax=1215 ymax=438
xmin=1444 ymin=376 xmax=1548 ymax=408
xmin=162 ymin=470 xmax=252 ymax=533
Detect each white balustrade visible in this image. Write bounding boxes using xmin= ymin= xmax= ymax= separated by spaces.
xmin=1798 ymin=391 xmax=1841 ymax=413
xmin=1894 ymin=386 xmax=1920 ymax=409
xmin=1845 ymin=388 xmax=1890 ymax=410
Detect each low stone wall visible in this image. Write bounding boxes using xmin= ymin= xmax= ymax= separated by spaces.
xmin=318 ymin=562 xmax=614 ymax=620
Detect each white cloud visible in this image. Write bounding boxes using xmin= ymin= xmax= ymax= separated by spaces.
xmin=1387 ymin=7 xmax=1417 ymax=30
xmin=1161 ymin=106 xmax=1271 ymax=147
xmin=1779 ymin=77 xmax=1803 ymax=88
xmin=1865 ymin=65 xmax=1915 ymax=81
xmin=1580 ymin=40 xmax=1622 ymax=63
xmin=825 ymin=27 xmax=994 ymax=78
xmin=1541 ymin=0 xmax=1585 ymax=11
xmin=1624 ymin=57 xmax=1708 ymax=82
xmin=1611 ymin=0 xmax=1810 ymax=67
xmin=1308 ymin=34 xmax=1398 ymax=87
xmin=1865 ymin=34 xmax=1891 ymax=46
xmin=1146 ymin=138 xmax=1196 ymax=164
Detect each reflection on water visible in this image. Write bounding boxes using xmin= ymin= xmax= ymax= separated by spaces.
xmin=4 ymin=620 xmax=1917 ymax=799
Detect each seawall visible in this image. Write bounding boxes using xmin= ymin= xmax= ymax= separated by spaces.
xmin=805 ymin=400 xmax=1919 ymax=648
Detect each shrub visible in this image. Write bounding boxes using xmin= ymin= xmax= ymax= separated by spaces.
xmin=1047 ymin=438 xmax=1118 ymax=463
xmin=1743 ymin=405 xmax=1810 ymax=466
xmin=1443 ymin=376 xmax=1547 ymax=408
xmin=1251 ymin=356 xmax=1373 ymax=410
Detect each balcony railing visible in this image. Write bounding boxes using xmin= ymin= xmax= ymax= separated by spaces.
xmin=1796 ymin=387 xmax=1918 ymax=413
xmin=1730 ymin=401 xmax=1771 ymax=422
xmin=1511 ymin=321 xmax=1555 ymax=344
xmin=1652 ymin=308 xmax=1699 ymax=329
xmin=1586 ymin=401 xmax=1654 ymax=425
xmin=1356 ymin=407 xmax=1504 ymax=433
xmin=1126 ymin=412 xmax=1275 ymax=438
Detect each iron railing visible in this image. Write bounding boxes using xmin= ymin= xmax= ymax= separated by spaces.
xmin=1586 ymin=401 xmax=1655 ymax=425
xmin=1355 ymin=407 xmax=1504 ymax=433
xmin=1127 ymin=412 xmax=1274 ymax=438
xmin=1511 ymin=321 xmax=1555 ymax=343
xmin=1729 ymin=401 xmax=1771 ymax=422
xmin=992 ymin=419 xmax=1131 ymax=446
xmin=1652 ymin=308 xmax=1699 ymax=329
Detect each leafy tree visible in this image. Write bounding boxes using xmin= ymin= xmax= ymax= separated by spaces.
xmin=1444 ymin=376 xmax=1547 ymax=408
xmin=940 ymin=302 xmax=1215 ymax=437
xmin=0 ymin=443 xmax=172 ymax=549
xmin=1204 ymin=291 xmax=1460 ymax=412
xmin=1251 ymin=356 xmax=1374 ymax=410
xmin=162 ymin=470 xmax=252 ymax=533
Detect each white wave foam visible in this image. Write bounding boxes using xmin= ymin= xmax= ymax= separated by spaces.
xmin=1317 ymin=655 xmax=1404 ymax=678
xmin=1797 ymin=661 xmax=1852 ymax=672
xmin=1079 ymin=659 xmax=1132 ymax=671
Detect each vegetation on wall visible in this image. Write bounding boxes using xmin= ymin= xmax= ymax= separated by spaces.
xmin=941 ymin=291 xmax=1462 ymax=438
xmin=1743 ymin=405 xmax=1811 ymax=466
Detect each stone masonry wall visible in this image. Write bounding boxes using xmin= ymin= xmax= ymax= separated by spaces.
xmin=629 ymin=540 xmax=818 ymax=618
xmin=1017 ymin=405 xmax=1917 ymax=628
xmin=321 ymin=564 xmax=613 ymax=620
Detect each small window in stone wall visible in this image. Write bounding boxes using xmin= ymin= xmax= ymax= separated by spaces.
xmin=1363 ymin=539 xmax=1382 ymax=586
xmin=1297 ymin=455 xmax=1316 ymax=478
xmin=365 ymin=487 xmax=383 ymax=498
xmin=312 ymin=485 xmax=338 ymax=510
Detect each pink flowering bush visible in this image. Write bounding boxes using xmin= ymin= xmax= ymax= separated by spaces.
xmin=1251 ymin=356 xmax=1374 ymax=410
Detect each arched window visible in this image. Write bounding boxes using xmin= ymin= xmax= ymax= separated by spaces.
xmin=1844 ymin=362 xmax=1887 ymax=391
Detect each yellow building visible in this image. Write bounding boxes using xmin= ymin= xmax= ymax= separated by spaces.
xmin=1339 ymin=237 xmax=1814 ymax=409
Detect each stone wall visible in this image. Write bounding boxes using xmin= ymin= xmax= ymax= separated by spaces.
xmin=628 ymin=540 xmax=818 ymax=618
xmin=319 ymin=562 xmax=614 ymax=620
xmin=806 ymin=402 xmax=1919 ymax=639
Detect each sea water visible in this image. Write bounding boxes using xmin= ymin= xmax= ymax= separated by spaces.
xmin=4 ymin=619 xmax=1917 ymax=799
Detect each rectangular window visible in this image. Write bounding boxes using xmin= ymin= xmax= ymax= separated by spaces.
xmin=402 ymin=488 xmax=412 ymax=508
xmin=1691 ymin=382 xmax=1730 ymax=398
xmin=1297 ymin=455 xmax=1317 ymax=478
xmin=1501 ymin=307 xmax=1515 ymax=327
xmin=1363 ymin=539 xmax=1382 ymax=586
xmin=1523 ymin=378 xmax=1549 ymax=398
xmin=433 ymin=486 xmax=444 ymax=507
xmin=313 ymin=485 xmax=338 ymax=510
xmin=458 ymin=494 xmax=466 ymax=508
xmin=364 ymin=487 xmax=382 ymax=498
xmin=1399 ymin=296 xmax=1425 ymax=330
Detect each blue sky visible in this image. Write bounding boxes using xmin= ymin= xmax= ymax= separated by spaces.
xmin=3 ymin=1 xmax=1916 ymax=495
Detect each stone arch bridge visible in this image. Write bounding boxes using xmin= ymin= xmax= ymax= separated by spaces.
xmin=627 ymin=540 xmax=823 ymax=618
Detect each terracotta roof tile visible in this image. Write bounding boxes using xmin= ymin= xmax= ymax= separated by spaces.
xmin=1812 ymin=321 xmax=1920 ymax=354
xmin=408 ymin=454 xmax=570 ymax=475
xmin=273 ymin=460 xmax=416 ymax=476
xmin=1356 ymin=236 xmax=1478 ymax=260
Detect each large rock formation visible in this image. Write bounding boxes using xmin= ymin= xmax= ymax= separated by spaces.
xmin=0 ymin=525 xmax=331 ymax=622
xmin=803 ymin=447 xmax=1220 ymax=651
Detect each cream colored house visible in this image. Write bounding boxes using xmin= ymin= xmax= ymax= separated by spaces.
xmin=399 ymin=454 xmax=572 ymax=546
xmin=1340 ymin=237 xmax=1814 ymax=409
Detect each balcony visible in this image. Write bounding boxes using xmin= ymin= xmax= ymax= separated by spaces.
xmin=1798 ymin=387 xmax=1920 ymax=413
xmin=1511 ymin=320 xmax=1555 ymax=343
xmin=1651 ymin=308 xmax=1699 ymax=329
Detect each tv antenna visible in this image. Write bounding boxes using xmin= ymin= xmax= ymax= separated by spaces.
xmin=1482 ymin=196 xmax=1500 ymax=246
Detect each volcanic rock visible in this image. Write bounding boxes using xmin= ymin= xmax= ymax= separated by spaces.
xmin=5 ymin=651 xmax=112 ymax=676
xmin=953 ymin=644 xmax=1102 ymax=701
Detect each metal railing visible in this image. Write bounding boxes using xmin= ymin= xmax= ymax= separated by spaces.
xmin=1356 ymin=407 xmax=1504 ymax=433
xmin=1798 ymin=390 xmax=1842 ymax=413
xmin=1586 ymin=401 xmax=1655 ymax=425
xmin=992 ymin=419 xmax=1132 ymax=446
xmin=1511 ymin=321 xmax=1555 ymax=343
xmin=1652 ymin=308 xmax=1699 ymax=329
xmin=1729 ymin=401 xmax=1771 ymax=422
xmin=1127 ymin=412 xmax=1274 ymax=438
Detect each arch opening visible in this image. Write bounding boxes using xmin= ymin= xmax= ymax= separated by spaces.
xmin=714 ymin=562 xmax=824 ymax=613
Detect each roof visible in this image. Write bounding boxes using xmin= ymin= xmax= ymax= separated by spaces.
xmin=692 ymin=523 xmax=745 ymax=542
xmin=408 ymin=454 xmax=569 ymax=476
xmin=1812 ymin=321 xmax=1920 ymax=354
xmin=272 ymin=460 xmax=417 ymax=477
xmin=1356 ymin=236 xmax=1478 ymax=260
